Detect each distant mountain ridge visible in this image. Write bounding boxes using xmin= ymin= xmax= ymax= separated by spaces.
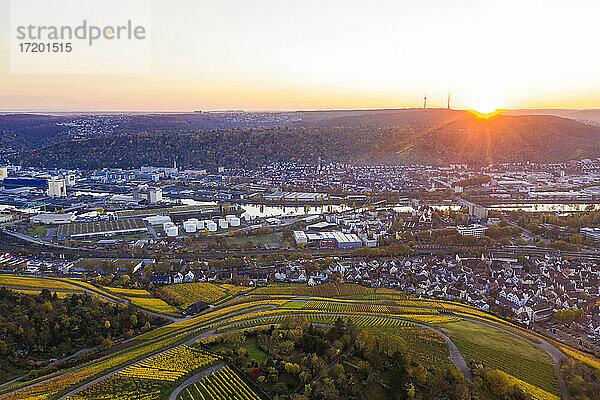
xmin=503 ymin=109 xmax=600 ymax=126
xmin=14 ymin=109 xmax=600 ymax=169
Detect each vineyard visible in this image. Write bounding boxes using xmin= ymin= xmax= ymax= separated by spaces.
xmin=366 ymin=327 xmax=453 ymax=368
xmin=212 ymin=308 xmax=460 ymax=332
xmin=560 ymin=346 xmax=600 ymax=372
xmin=448 ymin=333 xmax=560 ymax=396
xmin=1 ymin=278 xmax=594 ymax=400
xmin=0 ymin=275 xmax=79 ymax=290
xmin=161 ymin=282 xmax=250 ymax=306
xmin=177 ymin=366 xmax=262 ymax=400
xmin=127 ymin=296 xmax=181 ymax=316
xmin=103 ymin=286 xmax=153 ymax=297
xmin=494 ymin=370 xmax=560 ymax=400
xmin=65 ymin=346 xmax=220 ymax=400
xmin=253 ymin=282 xmax=390 ymax=298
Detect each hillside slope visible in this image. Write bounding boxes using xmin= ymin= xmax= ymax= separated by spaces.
xmin=17 ymin=111 xmax=600 ymax=169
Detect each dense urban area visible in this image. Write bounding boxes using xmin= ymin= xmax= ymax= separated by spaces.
xmin=1 ymin=112 xmax=600 ymax=400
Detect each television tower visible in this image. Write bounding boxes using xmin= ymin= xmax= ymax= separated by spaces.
xmin=423 ymin=92 xmax=427 ymax=109
xmin=447 ymin=92 xmax=451 ymax=110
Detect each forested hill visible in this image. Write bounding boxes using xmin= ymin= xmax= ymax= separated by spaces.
xmin=17 ymin=110 xmax=600 ymax=169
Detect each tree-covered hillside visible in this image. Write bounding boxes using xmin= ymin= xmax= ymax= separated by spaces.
xmin=18 ymin=112 xmax=600 ymax=169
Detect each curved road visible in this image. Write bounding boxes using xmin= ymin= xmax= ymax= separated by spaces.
xmin=3 ymin=300 xmax=571 ymax=400
xmin=56 ymin=329 xmax=218 ymax=400
xmin=168 ymin=363 xmax=225 ymax=400
xmin=218 ymin=312 xmax=473 ymax=380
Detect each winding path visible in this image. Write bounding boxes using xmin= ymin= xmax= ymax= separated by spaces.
xmin=56 ymin=329 xmax=218 ymax=400
xmin=1 ymin=298 xmax=572 ymax=400
xmin=168 ymin=363 xmax=225 ymax=400
xmin=217 ymin=312 xmax=474 ymax=380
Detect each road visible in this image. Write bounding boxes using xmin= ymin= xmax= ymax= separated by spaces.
xmin=168 ymin=362 xmax=225 ymax=400
xmin=220 ymin=312 xmax=473 ymax=380
xmin=56 ymin=329 xmax=217 ymax=400
xmin=1 ymin=300 xmax=572 ymax=400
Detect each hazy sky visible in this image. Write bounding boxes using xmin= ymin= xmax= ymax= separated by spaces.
xmin=1 ymin=0 xmax=600 ymax=112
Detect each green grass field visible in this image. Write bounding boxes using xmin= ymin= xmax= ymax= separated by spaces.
xmin=244 ymin=336 xmax=269 ymax=363
xmin=26 ymin=225 xmax=48 ymax=238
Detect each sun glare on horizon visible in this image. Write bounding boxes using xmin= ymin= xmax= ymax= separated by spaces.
xmin=466 ymin=94 xmax=505 ymax=118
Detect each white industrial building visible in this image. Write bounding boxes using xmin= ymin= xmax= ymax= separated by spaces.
xmin=293 ymin=230 xmax=362 ymax=248
xmin=293 ymin=231 xmax=308 ymax=245
xmin=144 ymin=215 xmax=171 ymax=225
xmin=148 ymin=187 xmax=163 ymax=204
xmin=457 ymin=224 xmax=488 ymax=239
xmin=206 ymin=221 xmax=217 ymax=232
xmin=225 ymin=215 xmax=241 ymax=227
xmin=47 ymin=176 xmax=67 ymax=197
xmin=31 ymin=212 xmax=76 ymax=224
xmin=163 ymin=222 xmax=178 ymax=237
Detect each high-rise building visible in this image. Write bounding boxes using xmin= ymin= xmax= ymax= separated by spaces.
xmin=47 ymin=176 xmax=67 ymax=197
xmin=148 ymin=187 xmax=162 ymax=204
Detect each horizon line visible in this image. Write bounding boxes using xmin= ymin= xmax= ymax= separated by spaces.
xmin=1 ymin=107 xmax=599 ymax=115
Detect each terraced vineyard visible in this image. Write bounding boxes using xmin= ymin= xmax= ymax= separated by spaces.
xmin=127 ymin=296 xmax=181 ymax=316
xmin=253 ymin=282 xmax=402 ymax=298
xmin=161 ymin=282 xmax=248 ymax=306
xmin=66 ymin=346 xmax=220 ymax=400
xmin=441 ymin=320 xmax=560 ymax=396
xmin=2 ymin=279 xmax=598 ymax=400
xmin=0 ymin=275 xmax=80 ymax=290
xmin=178 ymin=366 xmax=263 ymax=400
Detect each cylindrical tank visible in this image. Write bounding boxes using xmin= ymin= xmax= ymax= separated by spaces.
xmin=228 ymin=217 xmax=240 ymax=227
xmin=206 ymin=221 xmax=217 ymax=232
xmin=218 ymin=219 xmax=229 ymax=229
xmin=166 ymin=226 xmax=178 ymax=237
xmin=183 ymin=221 xmax=197 ymax=233
xmin=195 ymin=220 xmax=206 ymax=230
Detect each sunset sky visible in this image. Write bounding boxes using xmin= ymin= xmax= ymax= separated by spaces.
xmin=1 ymin=0 xmax=600 ymax=112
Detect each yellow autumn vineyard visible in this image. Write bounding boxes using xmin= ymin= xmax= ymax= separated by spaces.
xmin=2 ymin=279 xmax=599 ymax=400
xmin=121 ymin=346 xmax=220 ymax=381
xmin=65 ymin=346 xmax=220 ymax=400
xmin=178 ymin=366 xmax=262 ymax=400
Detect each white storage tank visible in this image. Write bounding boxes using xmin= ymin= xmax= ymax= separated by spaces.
xmin=163 ymin=222 xmax=175 ymax=231
xmin=228 ymin=217 xmax=240 ymax=227
xmin=206 ymin=221 xmax=217 ymax=232
xmin=218 ymin=219 xmax=229 ymax=229
xmin=195 ymin=220 xmax=206 ymax=230
xmin=243 ymin=214 xmax=252 ymax=222
xmin=183 ymin=220 xmax=197 ymax=233
xmin=165 ymin=225 xmax=178 ymax=237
